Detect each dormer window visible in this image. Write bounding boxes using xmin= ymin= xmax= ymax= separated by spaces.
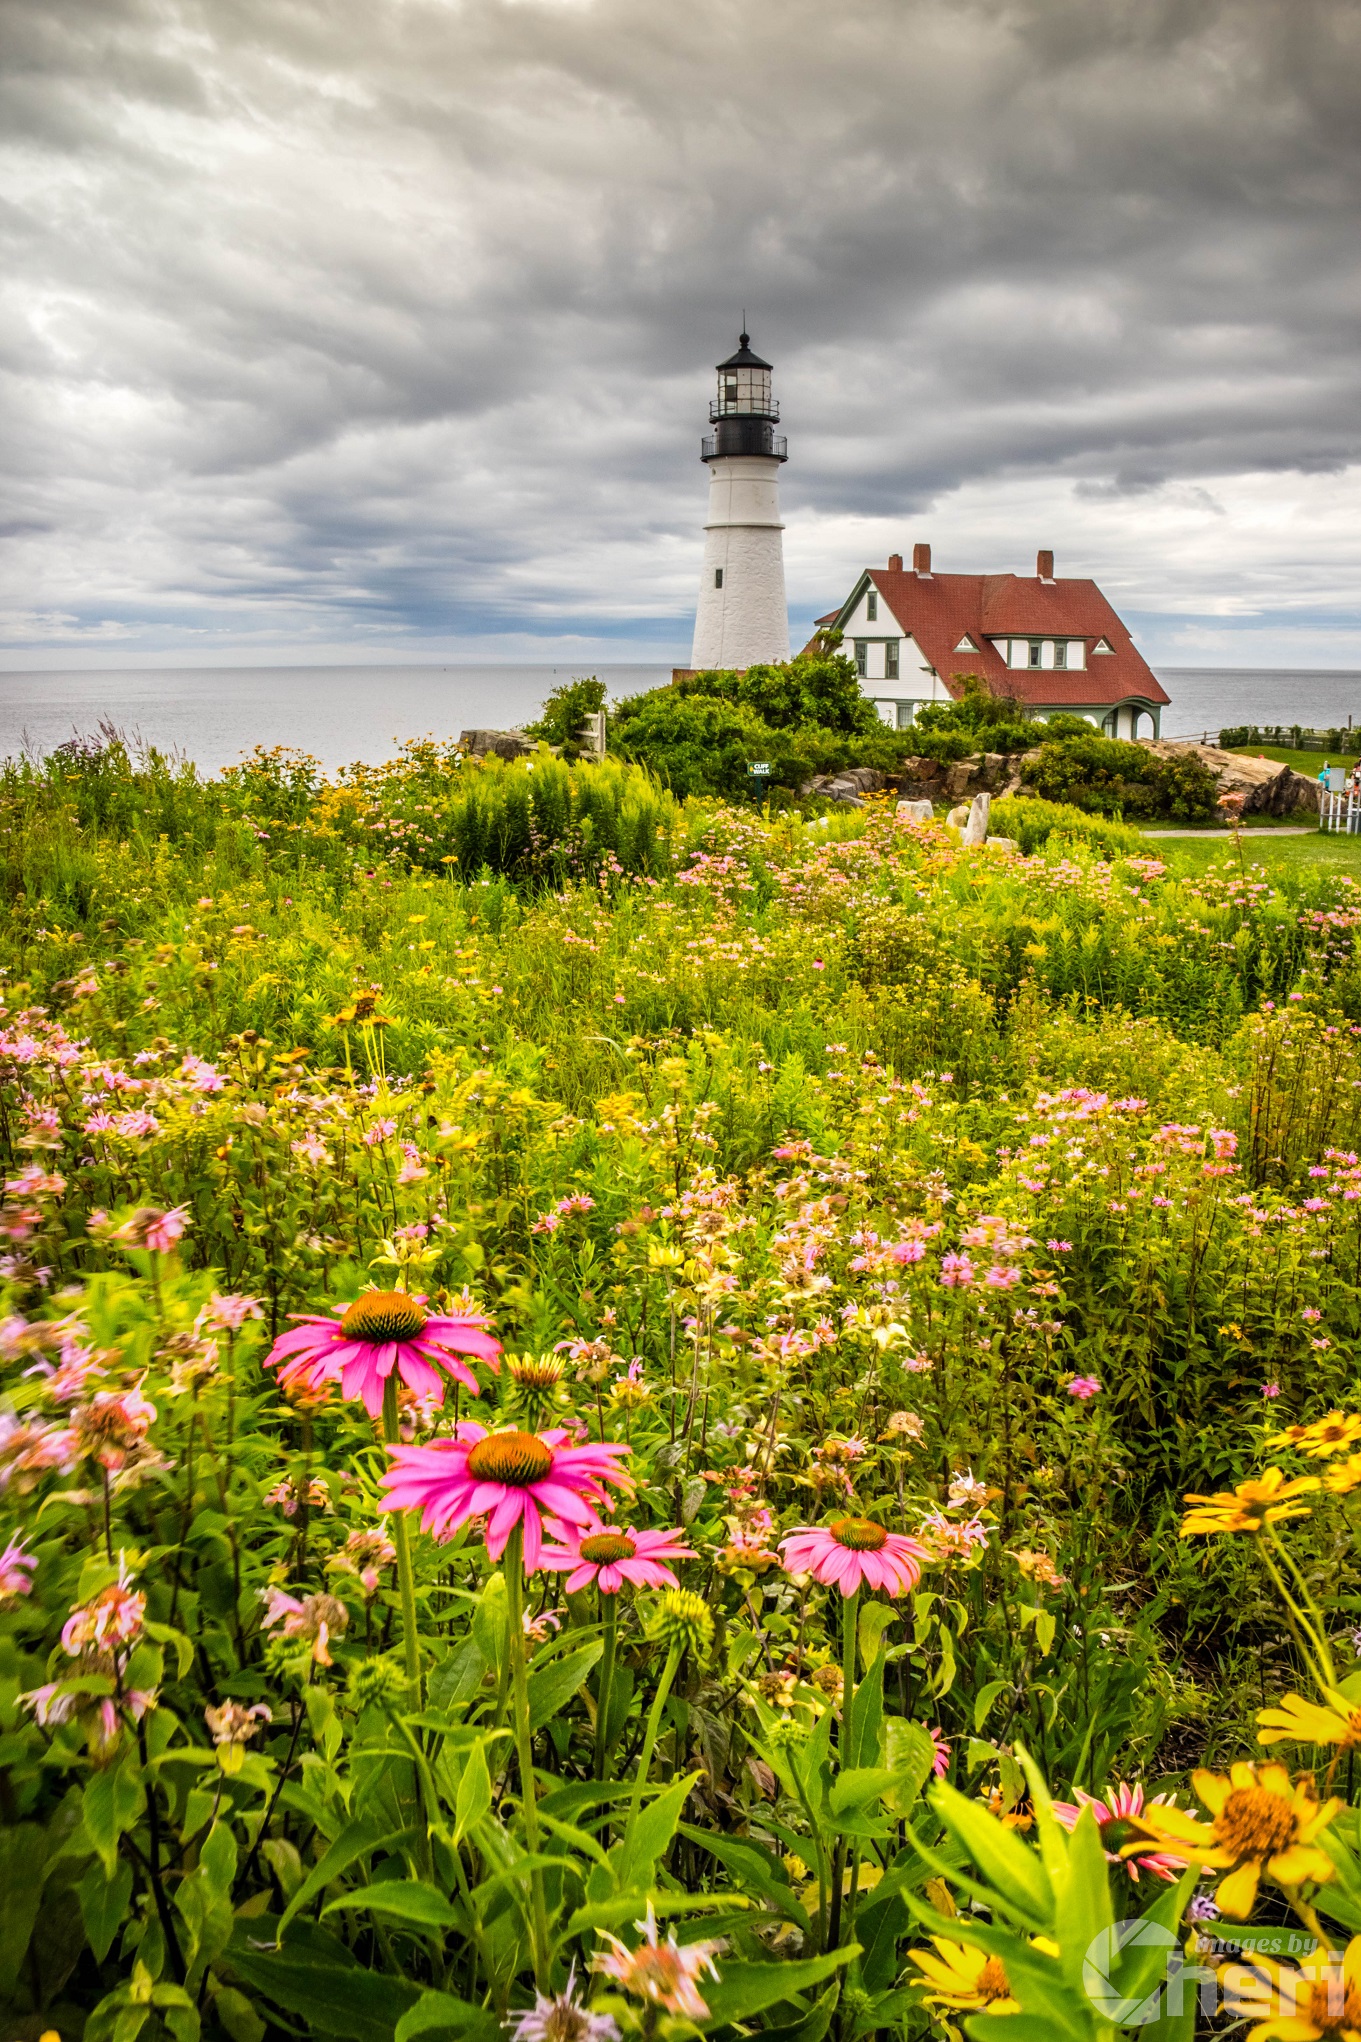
xmin=1092 ymin=637 xmax=1114 ymax=654
xmin=866 ymin=591 xmax=878 ymax=621
xmin=1054 ymin=641 xmax=1067 ymax=668
xmin=954 ymin=635 xmax=976 ymax=652
xmin=1029 ymin=641 xmax=1042 ymax=668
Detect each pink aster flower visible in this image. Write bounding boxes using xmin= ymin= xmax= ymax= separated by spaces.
xmin=593 ymin=1904 xmax=723 ymax=2021
xmin=264 ymin=1290 xmax=501 ymax=1420
xmin=507 ymin=1963 xmax=619 ymax=2042
xmin=538 ymin=1517 xmax=695 ymax=1594
xmin=380 ymin=1420 xmax=633 ymax=1568
xmin=780 ymin=1517 xmax=929 ymax=1597
xmin=1051 ymin=1781 xmax=1182 ymax=1882
xmin=61 ymin=1561 xmax=145 ymax=1653
xmin=1067 ymin=1375 xmax=1102 ymax=1401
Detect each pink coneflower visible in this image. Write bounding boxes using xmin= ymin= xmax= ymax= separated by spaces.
xmin=380 ymin=1421 xmax=633 ymax=1568
xmin=1067 ymin=1376 xmax=1102 ymax=1400
xmin=0 ymin=1534 xmax=36 ymax=1600
xmin=1051 ymin=1782 xmax=1182 ymax=1882
xmin=538 ymin=1517 xmax=695 ymax=1594
xmin=592 ymin=1905 xmax=723 ymax=2020
xmin=264 ymin=1290 xmax=501 ymax=1420
xmin=780 ymin=1518 xmax=928 ymax=1598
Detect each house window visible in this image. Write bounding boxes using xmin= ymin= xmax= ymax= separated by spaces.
xmin=896 ymin=702 xmax=914 ymax=730
xmin=1054 ymin=640 xmax=1067 ymax=668
xmin=866 ymin=591 xmax=878 ymax=621
xmin=714 ymin=568 xmax=723 ymax=589
xmin=854 ymin=640 xmax=868 ymax=678
xmin=1029 ymin=641 xmax=1042 ymax=668
xmin=885 ymin=639 xmax=899 ymax=679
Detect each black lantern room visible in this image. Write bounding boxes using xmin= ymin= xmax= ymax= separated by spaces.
xmin=701 ymin=332 xmax=788 ymax=462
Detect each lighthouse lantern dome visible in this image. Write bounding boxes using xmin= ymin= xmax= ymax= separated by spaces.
xmin=713 ymin=333 xmax=777 ymax=420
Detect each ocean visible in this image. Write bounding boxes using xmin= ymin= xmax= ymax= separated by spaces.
xmin=1 ymin=662 xmax=1359 ymax=773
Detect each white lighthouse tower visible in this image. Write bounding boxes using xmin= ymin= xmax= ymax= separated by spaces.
xmin=689 ymin=331 xmax=790 ymax=670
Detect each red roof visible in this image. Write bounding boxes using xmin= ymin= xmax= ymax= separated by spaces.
xmin=830 ymin=567 xmax=1168 ymax=708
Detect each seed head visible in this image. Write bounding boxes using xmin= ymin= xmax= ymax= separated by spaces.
xmin=645 ymin=1587 xmax=714 ymax=1662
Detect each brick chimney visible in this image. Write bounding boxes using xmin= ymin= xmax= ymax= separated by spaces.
xmin=888 ymin=552 xmax=903 ymax=571
xmin=1037 ymin=549 xmax=1054 ymax=581
xmin=912 ymin=542 xmax=932 ymax=576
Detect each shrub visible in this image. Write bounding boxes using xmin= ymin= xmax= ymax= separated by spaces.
xmin=1025 ymin=732 xmax=1218 ymax=821
xmin=522 ymin=673 xmax=608 ymax=759
xmin=989 ymin=795 xmax=1146 ymax=857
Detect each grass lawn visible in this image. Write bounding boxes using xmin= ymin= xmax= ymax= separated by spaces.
xmin=1148 ymin=828 xmax=1361 ymax=876
xmin=1228 ymin=743 xmax=1360 ymax=773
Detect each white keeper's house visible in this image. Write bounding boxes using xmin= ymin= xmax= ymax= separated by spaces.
xmin=812 ymin=544 xmax=1169 ymax=739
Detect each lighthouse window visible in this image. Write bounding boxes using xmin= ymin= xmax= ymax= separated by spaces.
xmin=714 ymin=568 xmax=723 ymax=589
xmin=722 ymin=374 xmax=738 ymax=409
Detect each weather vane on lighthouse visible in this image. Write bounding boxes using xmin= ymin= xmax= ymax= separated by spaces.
xmin=689 ymin=327 xmax=791 ymax=671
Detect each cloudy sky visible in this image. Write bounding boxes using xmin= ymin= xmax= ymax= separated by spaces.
xmin=2 ymin=0 xmax=1359 ymax=670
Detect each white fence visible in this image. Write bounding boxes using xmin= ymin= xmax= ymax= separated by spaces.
xmin=1322 ymin=789 xmax=1361 ymax=833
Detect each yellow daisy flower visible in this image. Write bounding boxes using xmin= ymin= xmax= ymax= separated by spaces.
xmin=1258 ymin=1691 xmax=1361 ymax=1751
xmin=1126 ymin=1761 xmax=1339 ymax=1919
xmin=1271 ymin=1413 xmax=1361 ymax=1459
xmin=909 ymin=1939 xmax=1019 ymax=2016
xmin=1180 ymin=1468 xmax=1321 ymax=1538
xmin=1324 ymin=1455 xmax=1361 ymax=1496
xmin=1218 ymin=1932 xmax=1361 ymax=2042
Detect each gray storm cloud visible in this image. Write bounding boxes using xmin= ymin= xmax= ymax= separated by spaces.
xmin=1 ymin=0 xmax=1358 ymax=659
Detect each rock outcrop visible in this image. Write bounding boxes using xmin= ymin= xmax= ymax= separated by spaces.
xmin=1138 ymin=740 xmax=1319 ymax=816
xmin=458 ymin=729 xmax=536 ymax=760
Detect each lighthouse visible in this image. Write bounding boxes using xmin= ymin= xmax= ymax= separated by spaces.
xmin=689 ymin=331 xmax=790 ymax=670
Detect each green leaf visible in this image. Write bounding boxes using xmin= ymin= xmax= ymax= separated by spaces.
xmin=395 ymin=1990 xmax=500 ymax=2042
xmin=322 ymin=1880 xmax=458 ymax=1930
xmin=928 ymin=1782 xmax=1054 ymax=1931
xmin=526 ymin=1639 xmax=602 ymax=1731
xmin=828 ymin=1767 xmax=898 ymax=1822
xmin=429 ymin=1637 xmax=486 ymax=1713
xmin=857 ymin=1602 xmax=897 ymax=1670
xmin=1052 ymin=1808 xmax=1114 ymax=2000
xmin=973 ymin=1679 xmax=1010 ymax=1733
xmin=845 ymin=1647 xmax=885 ymax=1771
xmin=677 ymin=1824 xmax=811 ymax=1931
xmin=759 ymin=1982 xmax=841 ymax=2042
xmin=0 ymin=1823 xmax=47 ymax=1994
xmin=473 ymin=1573 xmax=507 ymax=1669
xmin=454 ymin=1739 xmax=493 ymax=1844
xmin=79 ymin=1858 xmax=134 ymax=1966
xmin=617 ymin=1771 xmax=699 ymax=1885
xmin=882 ymin=1720 xmax=938 ymax=1816
xmin=83 ymin=1756 xmax=144 ymax=1878
xmin=700 ymin=1946 xmax=860 ymax=2027
xmin=224 ymin=1919 xmax=420 ymax=2042
xmin=275 ymin=1819 xmax=410 ymax=1939
xmin=211 ymin=1988 xmax=266 ymax=2042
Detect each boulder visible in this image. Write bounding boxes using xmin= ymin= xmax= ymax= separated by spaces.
xmin=962 ymin=791 xmax=991 ymax=845
xmin=459 ymin=728 xmax=534 ymax=760
xmin=896 ymin=798 xmax=935 ymax=824
xmin=1140 ymin=740 xmax=1320 ymax=816
xmin=945 ymin=804 xmax=972 ymax=830
xmin=800 ymin=767 xmax=888 ymax=804
xmin=984 ymin=836 xmax=1019 ymax=854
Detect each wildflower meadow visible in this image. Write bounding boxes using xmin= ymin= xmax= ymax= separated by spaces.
xmin=10 ymin=730 xmax=1361 ymax=2042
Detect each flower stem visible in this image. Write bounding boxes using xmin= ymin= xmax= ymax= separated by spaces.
xmin=624 ymin=1640 xmax=682 ymax=1854
xmin=381 ymin=1374 xmax=423 ymax=1706
xmin=503 ymin=1521 xmax=550 ymax=1988
xmin=1265 ymin=1525 xmax=1338 ymax=1688
xmin=595 ymin=1591 xmax=618 ymax=1781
